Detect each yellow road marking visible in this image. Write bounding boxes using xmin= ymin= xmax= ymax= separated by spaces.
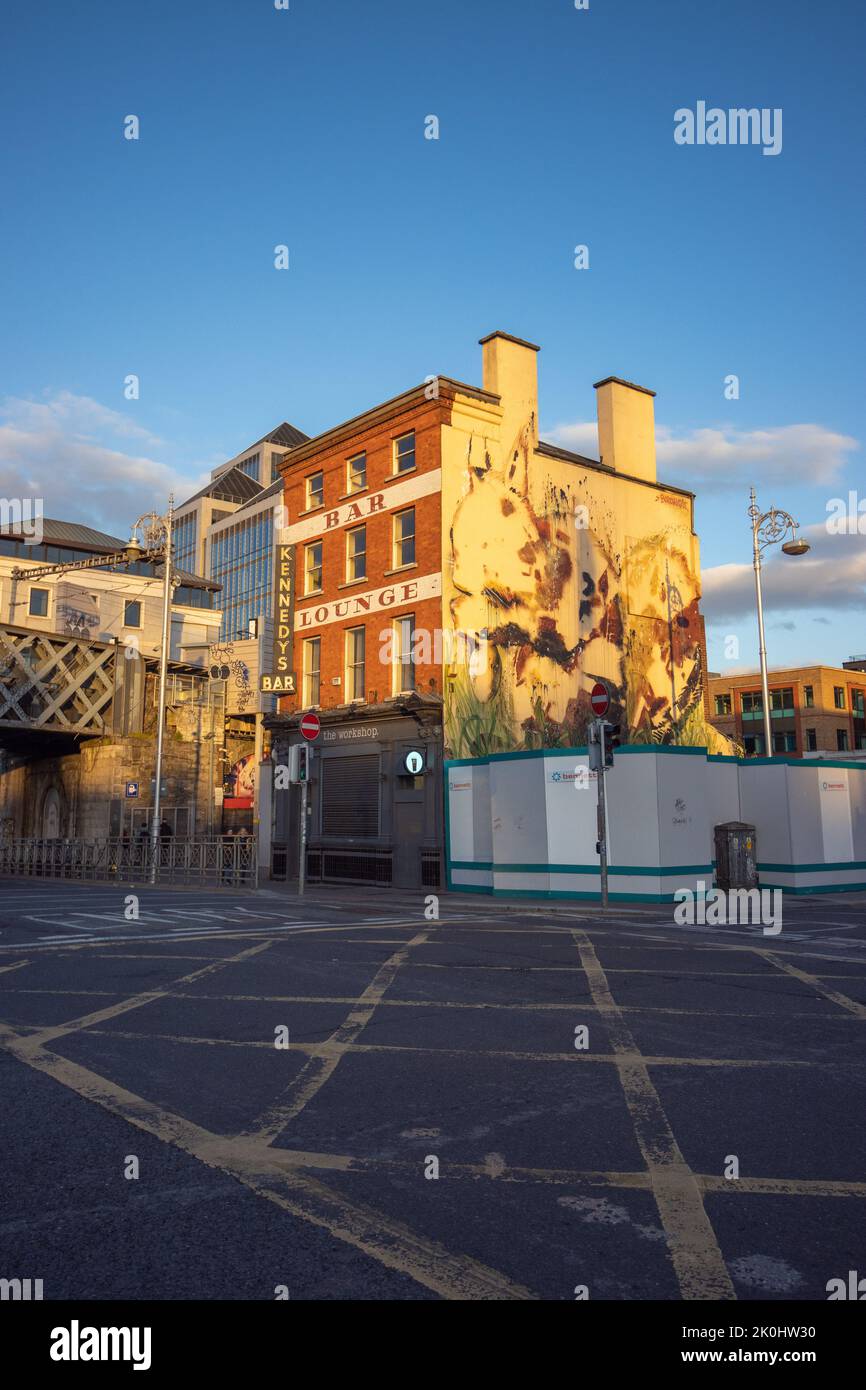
xmin=0 ymin=1013 xmax=535 ymax=1300
xmin=754 ymin=950 xmax=866 ymax=1018
xmin=574 ymin=930 xmax=736 ymax=1301
xmin=241 ymin=931 xmax=430 ymax=1141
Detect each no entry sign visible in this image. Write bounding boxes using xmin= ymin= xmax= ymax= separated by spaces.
xmin=590 ymin=683 xmax=609 ymax=717
xmin=300 ymin=711 xmax=320 ymax=741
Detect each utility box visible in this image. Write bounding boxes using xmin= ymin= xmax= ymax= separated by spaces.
xmin=714 ymin=821 xmax=757 ymax=890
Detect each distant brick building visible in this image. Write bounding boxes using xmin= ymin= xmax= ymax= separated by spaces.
xmin=707 ymin=661 xmax=866 ymax=757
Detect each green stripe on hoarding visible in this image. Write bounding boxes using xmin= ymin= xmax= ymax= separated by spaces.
xmin=758 ymin=860 xmax=866 ymax=872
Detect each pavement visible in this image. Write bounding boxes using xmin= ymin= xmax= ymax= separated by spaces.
xmin=0 ymin=877 xmax=865 ymax=1301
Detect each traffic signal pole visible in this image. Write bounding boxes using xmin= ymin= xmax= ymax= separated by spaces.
xmin=298 ymin=774 xmax=307 ymax=897
xmin=597 ymin=751 xmax=609 ymax=911
xmin=592 ymin=719 xmax=609 ymax=910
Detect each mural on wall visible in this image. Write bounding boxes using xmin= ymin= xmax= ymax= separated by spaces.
xmin=443 ymin=424 xmax=727 ymax=759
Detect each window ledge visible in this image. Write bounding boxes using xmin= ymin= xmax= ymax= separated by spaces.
xmin=337 ymin=577 xmax=368 ymax=590
xmin=383 ymin=564 xmax=418 ymax=578
xmin=339 ymin=488 xmax=368 ymax=501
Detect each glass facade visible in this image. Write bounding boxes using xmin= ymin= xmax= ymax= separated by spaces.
xmin=209 ymin=509 xmax=274 ymax=640
xmin=173 ymin=512 xmax=198 ymax=575
xmin=237 ymin=453 xmax=261 ymax=482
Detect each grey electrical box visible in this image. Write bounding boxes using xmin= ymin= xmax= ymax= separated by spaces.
xmin=714 ymin=821 xmax=757 ymax=890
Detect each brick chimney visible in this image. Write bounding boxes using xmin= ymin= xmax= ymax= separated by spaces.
xmin=480 ymin=332 xmax=540 ymax=455
xmin=593 ymin=376 xmax=657 ymax=484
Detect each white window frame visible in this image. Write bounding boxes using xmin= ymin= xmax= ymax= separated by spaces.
xmin=393 ymin=430 xmax=416 ymax=476
xmin=346 ymin=525 xmax=366 ymax=583
xmin=392 ymin=614 xmax=416 ymax=694
xmin=304 ymin=541 xmax=323 ymax=595
xmin=345 ymin=626 xmax=366 ymax=701
xmin=303 ymin=637 xmax=321 ymax=707
xmin=346 ymin=452 xmax=366 ymax=494
xmin=392 ymin=507 xmax=415 ymax=570
xmin=305 ymin=471 xmax=324 ymax=511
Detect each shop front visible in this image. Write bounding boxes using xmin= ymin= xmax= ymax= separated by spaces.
xmin=266 ymin=694 xmax=443 ymax=891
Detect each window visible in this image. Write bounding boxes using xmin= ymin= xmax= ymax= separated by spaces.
xmin=393 ymin=615 xmax=415 ymax=693
xmin=853 ymin=690 xmax=865 ymax=718
xmin=346 ymin=525 xmax=366 ymax=582
xmin=306 ymin=472 xmax=324 ymax=510
xmin=29 ymin=587 xmax=48 ymax=617
xmin=394 ymin=431 xmax=416 ymax=475
xmin=804 ymin=684 xmax=814 ymax=708
xmin=124 ymin=599 xmax=142 ymax=628
xmin=806 ymin=728 xmax=817 ymax=752
xmin=743 ymin=734 xmax=765 ymax=757
xmin=393 ymin=507 xmax=416 ymax=569
xmin=834 ymin=686 xmax=846 ymax=709
xmin=770 ymin=687 xmax=794 ymax=713
xmin=302 ymin=637 xmax=321 ymax=706
xmin=237 ymin=453 xmax=260 ymax=482
xmin=837 ymin=729 xmax=850 ymax=752
xmin=741 ymin=691 xmax=763 ymax=720
xmin=346 ymin=627 xmax=365 ymax=700
xmin=347 ymin=452 xmax=366 ymax=494
xmin=714 ymin=693 xmax=732 ymax=716
xmin=270 ymin=453 xmax=284 ymax=485
xmin=772 ymin=731 xmax=796 ymax=753
xmin=304 ymin=541 xmax=322 ymax=594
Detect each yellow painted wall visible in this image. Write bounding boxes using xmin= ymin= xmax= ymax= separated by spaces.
xmin=440 ymin=389 xmax=721 ymax=759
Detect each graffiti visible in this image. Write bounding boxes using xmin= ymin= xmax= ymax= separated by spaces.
xmin=444 ymin=422 xmax=725 ymax=758
xmin=210 ymin=642 xmax=253 ymax=713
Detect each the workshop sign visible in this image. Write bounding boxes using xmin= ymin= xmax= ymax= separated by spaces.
xmin=259 ymin=543 xmax=296 ymax=695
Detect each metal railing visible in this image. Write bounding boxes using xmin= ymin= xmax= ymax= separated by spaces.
xmin=0 ymin=836 xmax=257 ymax=887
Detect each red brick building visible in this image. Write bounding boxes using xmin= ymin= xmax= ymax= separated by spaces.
xmin=266 ymin=379 xmax=475 ymax=889
xmin=280 ymin=385 xmax=448 ymax=713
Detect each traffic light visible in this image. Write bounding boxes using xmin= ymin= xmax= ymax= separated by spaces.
xmin=588 ymin=720 xmax=603 ymax=773
xmin=288 ymin=744 xmax=310 ymax=784
xmin=601 ymin=721 xmax=621 ymax=768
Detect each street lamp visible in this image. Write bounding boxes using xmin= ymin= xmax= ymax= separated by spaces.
xmin=748 ymin=486 xmax=810 ymax=756
xmin=130 ymin=500 xmax=176 ymax=882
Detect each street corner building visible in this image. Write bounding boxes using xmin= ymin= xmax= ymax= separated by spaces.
xmin=264 ymin=331 xmax=723 ymax=890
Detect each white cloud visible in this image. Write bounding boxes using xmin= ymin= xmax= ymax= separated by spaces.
xmin=0 ymin=392 xmax=208 ymax=538
xmin=701 ymin=522 xmax=866 ymax=621
xmin=546 ymin=420 xmax=858 ymax=492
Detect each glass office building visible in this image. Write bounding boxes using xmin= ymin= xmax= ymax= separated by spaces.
xmin=173 ymin=512 xmax=198 ymax=576
xmin=209 ymin=507 xmax=274 ymax=641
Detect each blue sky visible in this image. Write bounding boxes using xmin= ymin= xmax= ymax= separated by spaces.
xmin=1 ymin=0 xmax=864 ymax=674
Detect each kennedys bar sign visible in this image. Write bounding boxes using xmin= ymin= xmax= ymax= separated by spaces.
xmin=260 ymin=543 xmax=297 ymax=694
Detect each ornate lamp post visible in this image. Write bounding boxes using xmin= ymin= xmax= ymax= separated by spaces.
xmin=748 ymin=486 xmax=810 ymax=756
xmin=126 ymin=499 xmax=176 ymax=882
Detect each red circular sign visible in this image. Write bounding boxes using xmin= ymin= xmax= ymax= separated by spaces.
xmin=300 ymin=712 xmax=320 ymax=741
xmin=590 ymin=683 xmax=609 ymax=717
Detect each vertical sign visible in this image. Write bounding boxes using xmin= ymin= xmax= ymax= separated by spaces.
xmin=259 ymin=543 xmax=297 ymax=695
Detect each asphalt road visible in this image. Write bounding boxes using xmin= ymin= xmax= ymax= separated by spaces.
xmin=1 ymin=879 xmax=865 ymax=1301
